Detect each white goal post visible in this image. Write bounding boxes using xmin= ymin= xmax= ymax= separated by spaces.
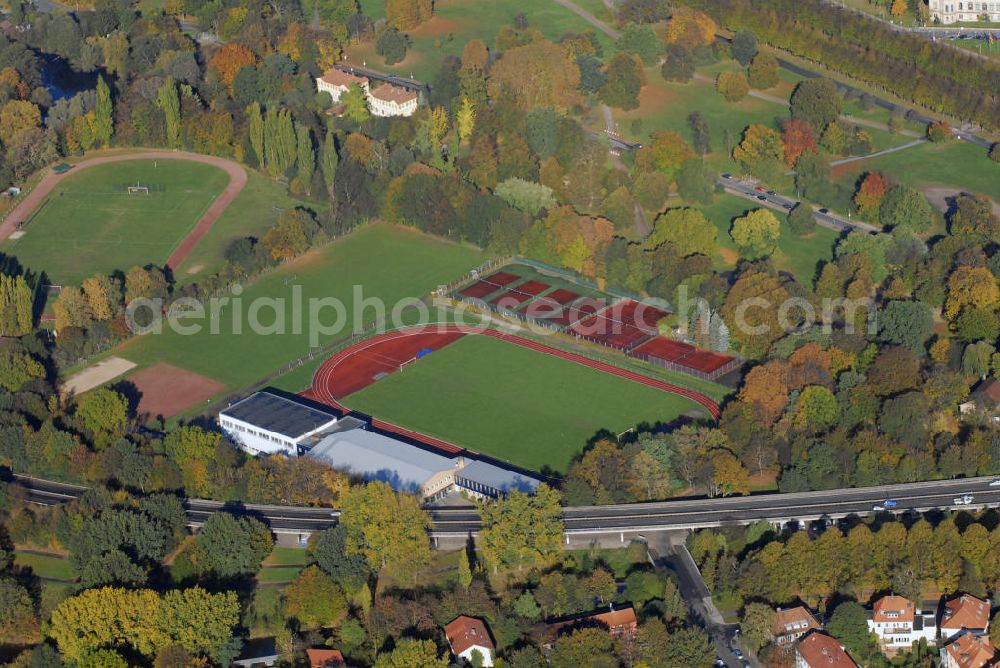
xmin=127 ymin=185 xmax=150 ymax=195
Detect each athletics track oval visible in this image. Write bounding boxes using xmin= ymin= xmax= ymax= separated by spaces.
xmin=303 ymin=325 xmax=721 ymax=455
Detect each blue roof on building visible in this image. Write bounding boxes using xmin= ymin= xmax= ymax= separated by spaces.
xmin=306 ymin=427 xmax=457 ymax=494
xmin=456 ymin=459 xmax=540 ymax=494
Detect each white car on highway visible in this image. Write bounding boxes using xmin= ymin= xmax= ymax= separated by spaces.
xmin=954 ymin=495 xmax=974 ymax=505
xmin=989 ymin=479 xmax=1000 ymax=487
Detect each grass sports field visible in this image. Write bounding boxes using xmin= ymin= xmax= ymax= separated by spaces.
xmin=2 ymin=160 xmax=229 ymax=284
xmin=117 ymin=224 xmax=484 ymax=395
xmin=342 ymin=334 xmax=705 ymax=473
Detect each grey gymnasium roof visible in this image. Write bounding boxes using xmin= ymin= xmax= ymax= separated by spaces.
xmin=307 ymin=427 xmax=458 ymax=494
xmin=307 ymin=425 xmax=542 ymax=495
xmin=456 ymin=459 xmax=540 ymax=494
xmin=220 ymin=392 xmax=337 ymax=439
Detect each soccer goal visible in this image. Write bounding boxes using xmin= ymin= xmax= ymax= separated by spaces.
xmin=127 ymin=183 xmax=150 ymax=195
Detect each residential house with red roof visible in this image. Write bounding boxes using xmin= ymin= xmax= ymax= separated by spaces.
xmin=866 ymin=595 xmax=937 ymax=655
xmin=772 ymin=605 xmax=821 ymax=647
xmin=444 ymin=616 xmax=495 ymax=667
xmin=305 ymin=648 xmax=345 ymax=667
xmin=795 ymin=631 xmax=858 ymax=668
xmin=941 ymin=594 xmax=991 ymax=641
xmin=940 ymin=633 xmax=997 ymax=668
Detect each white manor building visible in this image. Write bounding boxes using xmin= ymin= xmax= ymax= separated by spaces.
xmin=315 ymin=67 xmax=419 ymax=117
xmin=927 ymin=0 xmax=1000 ymax=23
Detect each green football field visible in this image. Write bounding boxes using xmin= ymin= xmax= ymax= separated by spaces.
xmin=117 ymin=224 xmax=485 ymax=393
xmin=343 ymin=334 xmax=706 ymax=473
xmin=2 ymin=160 xmax=229 ymax=285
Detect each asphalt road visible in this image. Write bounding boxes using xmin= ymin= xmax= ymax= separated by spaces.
xmin=16 ymin=473 xmax=1000 ymax=537
xmin=717 ymin=175 xmax=879 ymax=234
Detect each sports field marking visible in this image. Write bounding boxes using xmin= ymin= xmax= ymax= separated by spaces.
xmin=0 ymin=151 xmax=247 ymax=271
xmin=62 ymin=357 xmax=136 ymax=396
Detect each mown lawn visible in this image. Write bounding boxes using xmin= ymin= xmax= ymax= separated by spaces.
xmin=14 ymin=551 xmax=75 ymax=581
xmin=342 ymin=334 xmax=706 ymax=473
xmin=116 ymin=224 xmax=485 ymax=392
xmin=1 ymin=160 xmax=228 ymax=285
xmin=690 ymin=192 xmax=839 ymax=286
xmin=175 ymin=170 xmax=315 ymax=283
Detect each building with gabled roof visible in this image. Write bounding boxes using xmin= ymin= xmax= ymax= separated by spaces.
xmin=444 ymin=616 xmax=495 ymax=666
xmin=867 ymin=595 xmax=937 ymax=654
xmin=941 ymin=633 xmax=997 ymax=668
xmin=305 ymin=648 xmax=345 ymax=667
xmin=547 ymin=605 xmax=639 ymax=643
xmin=368 ymin=82 xmax=418 ymax=117
xmin=795 ymin=631 xmax=858 ymax=668
xmin=315 ymin=68 xmax=369 ymax=103
xmin=772 ymin=605 xmax=821 ymax=646
xmin=941 ymin=594 xmax=991 ymax=640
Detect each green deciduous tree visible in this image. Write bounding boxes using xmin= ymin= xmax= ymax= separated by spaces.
xmin=599 ymin=53 xmax=645 ymax=110
xmin=878 ymin=300 xmax=934 ymax=353
xmin=95 ymin=76 xmax=113 ymax=147
xmin=76 ymin=388 xmax=128 ymax=440
xmin=295 ymin=123 xmax=315 ymax=195
xmin=731 ymin=208 xmax=781 ymax=259
xmin=716 ymin=70 xmax=749 ymax=103
xmin=879 ymin=185 xmax=935 ymax=232
xmin=374 ymin=638 xmax=448 ymax=668
xmin=748 ymin=51 xmax=779 ymax=89
xmin=731 ymin=30 xmax=758 ymax=65
xmin=0 ymin=273 xmax=33 ymax=336
xmin=284 ymin=565 xmax=346 ymax=629
xmin=676 ymin=158 xmax=715 ymax=204
xmin=647 ymin=207 xmax=717 ymax=257
xmin=156 ymin=78 xmax=180 ymax=148
xmin=340 ymin=481 xmax=431 ymax=584
xmin=479 ymin=485 xmax=563 ymax=573
xmin=790 ymin=78 xmax=842 ymax=133
xmin=308 ymin=525 xmax=370 ymax=592
xmin=616 ymin=23 xmax=662 ymax=66
xmin=194 ymin=513 xmax=272 ymax=578
xmin=0 ymin=350 xmax=44 ymax=392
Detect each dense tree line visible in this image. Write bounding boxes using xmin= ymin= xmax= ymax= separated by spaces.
xmin=678 ymin=0 xmax=1000 ymax=131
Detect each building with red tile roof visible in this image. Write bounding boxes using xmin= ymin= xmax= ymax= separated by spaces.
xmin=772 ymin=606 xmax=821 ymax=646
xmin=305 ymin=648 xmax=344 ymax=667
xmin=866 ymin=595 xmax=937 ymax=654
xmin=444 ymin=616 xmax=495 ymax=667
xmin=795 ymin=631 xmax=858 ymax=668
xmin=941 ymin=633 xmax=997 ymax=668
xmin=315 ymin=69 xmax=369 ymax=103
xmin=941 ymin=594 xmax=991 ymax=640
xmin=547 ymin=605 xmax=639 ymax=642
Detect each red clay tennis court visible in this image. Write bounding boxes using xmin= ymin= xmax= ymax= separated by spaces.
xmin=482 ymin=271 xmax=519 ymax=287
xmin=459 ymin=280 xmax=501 ymax=299
xmin=633 ymin=337 xmax=736 ymax=374
xmin=567 ymin=299 xmax=670 ymax=349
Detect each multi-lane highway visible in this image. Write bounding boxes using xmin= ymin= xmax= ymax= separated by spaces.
xmin=15 ymin=473 xmax=1000 ymax=539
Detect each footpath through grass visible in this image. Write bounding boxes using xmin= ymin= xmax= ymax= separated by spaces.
xmin=117 ymin=224 xmax=485 ymax=392
xmin=2 ymin=160 xmax=228 ymax=285
xmin=342 ymin=334 xmax=705 ymax=473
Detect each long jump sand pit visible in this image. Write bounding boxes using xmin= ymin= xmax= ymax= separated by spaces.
xmin=62 ymin=356 xmax=136 ymax=396
xmin=123 ymin=363 xmax=226 ymax=419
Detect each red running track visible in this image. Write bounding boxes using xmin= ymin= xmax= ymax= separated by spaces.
xmin=304 ymin=325 xmax=722 ymax=455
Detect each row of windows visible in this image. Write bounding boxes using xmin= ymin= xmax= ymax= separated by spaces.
xmin=220 ymin=419 xmax=292 ymax=448
xmin=938 ymin=2 xmax=1000 ymax=12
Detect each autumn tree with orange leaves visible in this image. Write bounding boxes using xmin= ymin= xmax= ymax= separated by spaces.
xmin=853 ymin=171 xmax=889 ymax=221
xmin=781 ymin=118 xmax=818 ymax=167
xmin=209 ymin=43 xmax=256 ymax=89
